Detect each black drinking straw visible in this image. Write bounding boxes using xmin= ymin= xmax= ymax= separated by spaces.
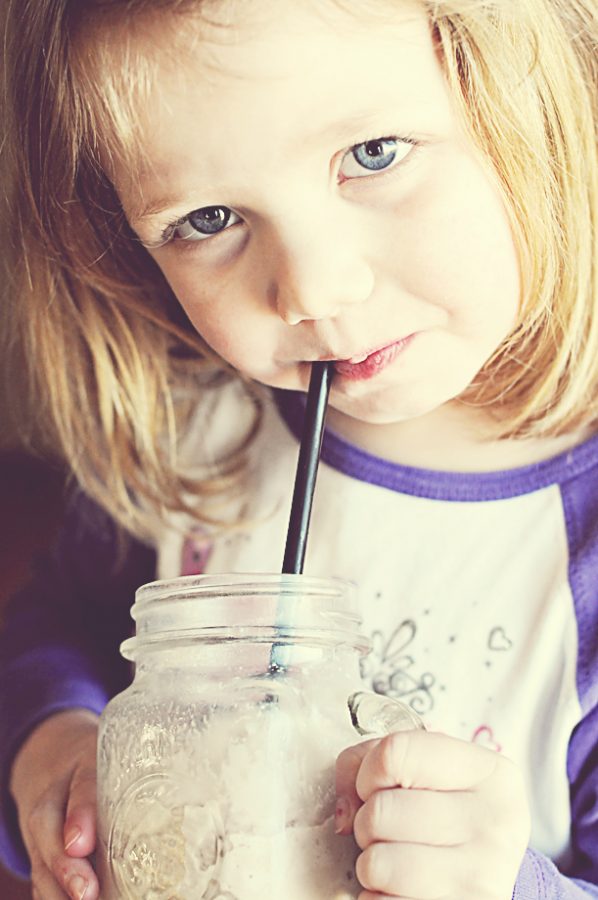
xmin=268 ymin=362 xmax=333 ymax=674
xmin=282 ymin=361 xmax=334 ymax=574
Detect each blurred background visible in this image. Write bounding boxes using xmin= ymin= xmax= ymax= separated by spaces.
xmin=1 ymin=351 xmax=65 ymax=896
xmin=1 ymin=39 xmax=66 ymax=894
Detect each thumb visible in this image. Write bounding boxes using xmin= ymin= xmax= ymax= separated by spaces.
xmin=335 ymin=738 xmax=380 ymax=835
xmin=64 ymin=763 xmax=98 ymax=858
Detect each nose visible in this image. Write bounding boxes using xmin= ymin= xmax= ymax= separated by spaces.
xmin=267 ymin=224 xmax=375 ymax=325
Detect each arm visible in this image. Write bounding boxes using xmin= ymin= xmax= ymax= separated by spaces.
xmin=515 ymin=849 xmax=598 ymax=899
xmin=0 ymin=490 xmax=156 ymax=876
xmin=526 ymin=468 xmax=598 ymax=897
xmin=515 ymin=701 xmax=598 ymax=898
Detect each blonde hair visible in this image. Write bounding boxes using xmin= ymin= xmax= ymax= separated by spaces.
xmin=1 ymin=0 xmax=261 ymax=538
xmin=427 ymin=0 xmax=598 ymax=436
xmin=1 ymin=0 xmax=597 ymax=535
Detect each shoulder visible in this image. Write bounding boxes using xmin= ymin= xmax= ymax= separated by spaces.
xmin=55 ymin=487 xmax=156 ymax=588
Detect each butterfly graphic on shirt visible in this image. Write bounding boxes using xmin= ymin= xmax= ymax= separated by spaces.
xmin=361 ymin=619 xmax=436 ymax=715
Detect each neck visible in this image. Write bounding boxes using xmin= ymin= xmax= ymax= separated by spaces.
xmin=326 ymin=402 xmax=588 ymax=473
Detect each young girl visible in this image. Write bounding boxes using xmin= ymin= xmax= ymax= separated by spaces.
xmin=1 ymin=0 xmax=597 ymax=898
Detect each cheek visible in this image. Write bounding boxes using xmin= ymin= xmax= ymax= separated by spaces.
xmin=395 ymin=160 xmax=520 ymax=335
xmin=161 ymin=265 xmax=283 ymax=377
xmin=154 ymin=262 xmax=243 ymax=356
xmin=420 ymin=222 xmax=519 ymax=337
xmin=185 ymin=302 xmax=258 ymax=369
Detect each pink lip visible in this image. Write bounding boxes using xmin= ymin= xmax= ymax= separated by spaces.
xmin=334 ymin=336 xmax=414 ymax=380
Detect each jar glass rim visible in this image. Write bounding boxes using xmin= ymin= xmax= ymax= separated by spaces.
xmin=134 ymin=573 xmax=354 ymax=604
xmin=122 ymin=573 xmax=370 ymax=659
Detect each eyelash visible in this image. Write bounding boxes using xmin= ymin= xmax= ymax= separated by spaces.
xmin=158 ymin=133 xmax=419 ymax=247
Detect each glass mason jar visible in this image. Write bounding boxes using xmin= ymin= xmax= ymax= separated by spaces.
xmin=96 ymin=574 xmax=423 ymax=900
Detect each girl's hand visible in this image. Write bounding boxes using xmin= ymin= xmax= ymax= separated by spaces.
xmin=336 ymin=729 xmax=530 ymax=900
xmin=9 ymin=709 xmax=100 ymax=900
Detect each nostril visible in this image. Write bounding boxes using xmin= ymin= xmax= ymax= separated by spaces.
xmin=283 ymin=310 xmax=305 ymax=326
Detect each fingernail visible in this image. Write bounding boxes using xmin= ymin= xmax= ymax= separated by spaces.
xmin=335 ymin=796 xmax=351 ymax=833
xmin=68 ymin=874 xmax=88 ymax=900
xmin=64 ymin=827 xmax=81 ymax=851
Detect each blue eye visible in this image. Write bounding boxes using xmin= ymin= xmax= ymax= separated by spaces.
xmin=339 ymin=137 xmax=414 ymax=180
xmin=171 ymin=205 xmax=241 ymax=242
xmin=353 ymin=139 xmax=398 ymax=170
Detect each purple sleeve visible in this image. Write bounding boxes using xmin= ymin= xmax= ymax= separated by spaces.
xmin=0 ymin=491 xmax=156 ymax=876
xmin=512 ymin=465 xmax=598 ymax=898
xmin=515 ymin=850 xmax=598 ymax=898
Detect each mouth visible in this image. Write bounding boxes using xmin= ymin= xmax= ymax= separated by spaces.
xmin=331 ymin=335 xmax=415 ymax=381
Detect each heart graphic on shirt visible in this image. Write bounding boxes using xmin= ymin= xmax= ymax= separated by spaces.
xmin=471 ymin=725 xmax=502 ymax=753
xmin=488 ymin=627 xmax=513 ymax=652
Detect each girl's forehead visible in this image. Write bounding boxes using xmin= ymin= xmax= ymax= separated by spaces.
xmin=92 ymin=0 xmax=435 ymax=144
xmin=118 ymin=12 xmax=455 ymax=231
xmin=86 ymin=0 xmax=427 ymax=89
xmin=134 ymin=0 xmax=426 ymax=77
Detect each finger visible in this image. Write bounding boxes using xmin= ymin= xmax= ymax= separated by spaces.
xmin=355 ymin=731 xmax=498 ymax=801
xmin=64 ymin=764 xmax=98 ymax=858
xmin=354 ymin=786 xmax=474 ymax=849
xmin=64 ymin=861 xmax=100 ymax=900
xmin=359 ymin=894 xmax=422 ymax=900
xmin=336 ymin=739 xmax=381 ymax=798
xmin=336 ymin=739 xmax=381 ymax=834
xmin=24 ymin=792 xmax=68 ymax=875
xmin=359 ymin=894 xmax=418 ymax=900
xmin=30 ymin=860 xmax=70 ymax=900
xmin=356 ymin=841 xmax=461 ymax=899
xmin=25 ymin=795 xmax=97 ymax=900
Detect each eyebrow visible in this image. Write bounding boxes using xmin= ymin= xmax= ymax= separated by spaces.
xmin=128 ymin=108 xmax=413 ymax=228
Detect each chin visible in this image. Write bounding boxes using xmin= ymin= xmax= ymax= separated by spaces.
xmin=332 ymin=383 xmax=470 ymax=427
xmin=331 ymin=387 xmax=437 ymax=424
